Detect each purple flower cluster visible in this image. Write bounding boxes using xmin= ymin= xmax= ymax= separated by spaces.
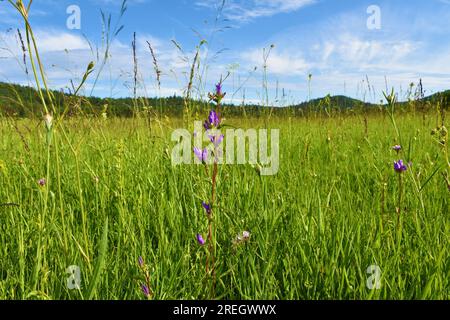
xmin=194 ymin=89 xmax=225 ymax=167
xmin=394 ymin=160 xmax=408 ymax=173
xmin=209 ymin=134 xmax=224 ymax=148
xmin=203 ymin=110 xmax=221 ymax=130
xmin=391 ymin=145 xmax=411 ymax=173
xmin=202 ymin=202 xmax=211 ymax=215
xmin=138 ymin=256 xmax=152 ymax=299
xmin=208 ymin=82 xmax=226 ymax=105
xmin=141 ymin=284 xmax=150 ymax=297
xmin=195 ymin=108 xmax=224 ymax=166
xmin=194 ymin=82 xmax=227 ymax=285
xmin=194 ymin=147 xmax=209 ymax=163
xmin=216 ymin=83 xmax=223 ymax=96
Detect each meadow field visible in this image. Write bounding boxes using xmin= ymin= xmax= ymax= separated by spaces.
xmin=0 ymin=112 xmax=448 ymax=300
xmin=0 ymin=0 xmax=449 ymax=302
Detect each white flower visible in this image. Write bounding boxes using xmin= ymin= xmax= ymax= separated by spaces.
xmin=44 ymin=113 xmax=53 ymax=131
xmin=233 ymin=231 xmax=251 ymax=245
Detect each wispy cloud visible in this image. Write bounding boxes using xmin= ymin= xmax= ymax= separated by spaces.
xmin=230 ymin=2 xmax=450 ymax=103
xmin=196 ymin=0 xmax=315 ymax=22
xmin=1 ymin=0 xmax=450 ymax=103
xmin=316 ymin=34 xmax=419 ymax=70
xmin=242 ymin=47 xmax=310 ymax=76
xmin=90 ymin=0 xmax=148 ymax=5
xmin=0 ymin=29 xmax=89 ymax=55
xmin=0 ymin=27 xmax=195 ymax=98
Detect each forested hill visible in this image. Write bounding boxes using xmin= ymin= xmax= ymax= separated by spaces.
xmin=0 ymin=81 xmax=448 ymax=117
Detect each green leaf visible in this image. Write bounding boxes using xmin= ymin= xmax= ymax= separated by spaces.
xmin=85 ymin=218 xmax=109 ymax=300
xmin=420 ymin=274 xmax=435 ymax=300
xmin=420 ymin=165 xmax=442 ymax=192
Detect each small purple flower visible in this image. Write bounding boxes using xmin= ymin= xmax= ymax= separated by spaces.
xmin=196 ymin=233 xmax=205 ymax=246
xmin=138 ymin=256 xmax=144 ymax=267
xmin=202 ymin=202 xmax=211 ymax=215
xmin=392 ymin=145 xmax=402 ymax=152
xmin=208 ymin=83 xmax=226 ymax=104
xmin=38 ymin=178 xmax=46 ymax=186
xmin=194 ymin=147 xmax=208 ymax=163
xmin=209 ymin=110 xmax=220 ymax=128
xmin=141 ymin=284 xmax=150 ymax=297
xmin=203 ymin=110 xmax=221 ymax=130
xmin=394 ymin=160 xmax=408 ymax=173
xmin=194 ymin=147 xmax=202 ymax=160
xmin=209 ymin=134 xmax=224 ymax=147
xmin=215 ymin=83 xmax=222 ymax=96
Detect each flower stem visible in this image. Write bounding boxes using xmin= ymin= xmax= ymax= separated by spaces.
xmin=207 ymin=104 xmax=221 ymax=298
xmin=206 ymin=152 xmax=218 ymax=298
xmin=397 ymin=173 xmax=403 ymax=226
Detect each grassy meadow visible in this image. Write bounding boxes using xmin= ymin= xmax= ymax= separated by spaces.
xmin=0 ymin=112 xmax=448 ymax=300
xmin=0 ymin=0 xmax=449 ymax=302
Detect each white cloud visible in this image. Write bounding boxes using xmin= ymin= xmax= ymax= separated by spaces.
xmin=317 ymin=33 xmax=419 ymax=72
xmin=90 ymin=0 xmax=148 ymax=5
xmin=196 ymin=0 xmax=315 ymax=22
xmin=321 ymin=42 xmax=335 ymax=62
xmin=0 ymin=27 xmax=200 ymax=98
xmin=242 ymin=48 xmax=310 ymax=76
xmin=37 ymin=31 xmax=90 ymax=53
xmin=226 ymin=1 xmax=450 ymax=103
xmin=2 ymin=1 xmax=450 ymax=103
xmin=0 ymin=29 xmax=89 ymax=54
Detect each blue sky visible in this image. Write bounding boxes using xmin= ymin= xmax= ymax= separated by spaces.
xmin=1 ymin=0 xmax=450 ymax=104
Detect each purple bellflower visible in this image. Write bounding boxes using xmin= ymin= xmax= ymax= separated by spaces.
xmin=194 ymin=147 xmax=209 ymax=163
xmin=141 ymin=284 xmax=150 ymax=297
xmin=202 ymin=202 xmax=212 ymax=215
xmin=204 ymin=110 xmax=221 ymax=130
xmin=196 ymin=233 xmax=206 ymax=246
xmin=209 ymin=134 xmax=224 ymax=147
xmin=208 ymin=83 xmax=226 ymax=104
xmin=394 ymin=160 xmax=408 ymax=173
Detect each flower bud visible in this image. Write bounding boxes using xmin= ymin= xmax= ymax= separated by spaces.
xmin=44 ymin=113 xmax=53 ymax=131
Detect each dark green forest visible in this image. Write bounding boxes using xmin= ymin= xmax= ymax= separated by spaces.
xmin=0 ymin=81 xmax=448 ymax=118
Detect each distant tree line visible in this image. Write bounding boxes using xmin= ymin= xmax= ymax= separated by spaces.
xmin=0 ymin=82 xmax=448 ymax=118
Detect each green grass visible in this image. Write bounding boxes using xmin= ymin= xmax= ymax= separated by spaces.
xmin=0 ymin=112 xmax=448 ymax=300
